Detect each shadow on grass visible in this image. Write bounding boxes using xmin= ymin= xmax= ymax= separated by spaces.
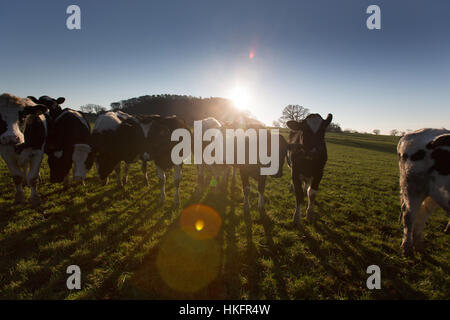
xmin=0 ymin=178 xmax=176 ymax=298
xmin=302 ymin=219 xmax=428 ymax=299
xmin=116 ymin=169 xmax=240 ymax=299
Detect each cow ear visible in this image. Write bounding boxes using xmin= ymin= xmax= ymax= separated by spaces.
xmin=27 ymin=96 xmax=39 ymax=104
xmin=56 ymin=97 xmax=65 ymax=104
xmin=286 ymin=120 xmax=302 ymax=131
xmin=23 ymin=104 xmax=48 ymax=115
xmin=323 ymin=114 xmax=333 ymax=127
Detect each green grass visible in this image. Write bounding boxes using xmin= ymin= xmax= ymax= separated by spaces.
xmin=0 ymin=132 xmax=448 ymax=299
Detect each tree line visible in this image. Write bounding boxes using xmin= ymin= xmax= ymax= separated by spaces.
xmin=78 ymin=95 xmax=344 ymax=132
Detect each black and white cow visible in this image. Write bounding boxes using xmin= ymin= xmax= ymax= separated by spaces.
xmin=229 ymin=116 xmax=288 ymax=216
xmin=0 ymin=93 xmax=48 ymax=206
xmin=28 ymin=96 xmax=93 ymax=186
xmin=286 ymin=113 xmax=332 ymax=226
xmin=90 ymin=111 xmax=154 ymax=188
xmin=397 ymin=128 xmax=450 ymax=256
xmin=146 ymin=115 xmax=191 ymax=207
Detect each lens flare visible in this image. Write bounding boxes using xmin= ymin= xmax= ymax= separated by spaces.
xmin=180 ymin=204 xmax=222 ymax=240
xmin=195 ymin=219 xmax=204 ymax=231
xmin=157 ymin=204 xmax=223 ymax=293
xmin=156 ymin=228 xmax=221 ymax=293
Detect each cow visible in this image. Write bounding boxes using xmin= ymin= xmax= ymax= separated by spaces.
xmin=397 ymin=128 xmax=450 ymax=256
xmin=146 ymin=115 xmax=191 ymax=207
xmin=27 ymin=96 xmax=93 ymax=186
xmin=0 ymin=93 xmax=48 ymax=207
xmin=195 ymin=117 xmax=232 ymax=194
xmin=286 ymin=113 xmax=333 ymax=226
xmin=90 ymin=111 xmax=155 ymax=188
xmin=228 ymin=116 xmax=288 ymax=216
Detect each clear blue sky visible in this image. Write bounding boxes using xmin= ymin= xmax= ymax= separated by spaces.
xmin=1 ymin=0 xmax=449 ymax=133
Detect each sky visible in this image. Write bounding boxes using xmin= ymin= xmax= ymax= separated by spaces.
xmin=1 ymin=0 xmax=449 ymax=134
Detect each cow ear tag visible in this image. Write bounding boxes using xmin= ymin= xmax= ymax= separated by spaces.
xmin=210 ymin=177 xmax=218 ymax=187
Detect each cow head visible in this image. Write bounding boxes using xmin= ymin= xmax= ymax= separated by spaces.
xmin=286 ymin=113 xmax=332 ymax=157
xmin=0 ymin=93 xmax=48 ymax=146
xmin=27 ymin=95 xmax=65 ymax=119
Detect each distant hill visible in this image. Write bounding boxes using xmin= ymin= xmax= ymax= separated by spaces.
xmin=110 ymin=94 xmax=240 ymax=125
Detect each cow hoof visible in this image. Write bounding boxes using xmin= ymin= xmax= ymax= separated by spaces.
xmin=292 ymin=214 xmax=301 ymax=228
xmin=401 ymin=241 xmax=414 ymax=257
xmin=14 ymin=192 xmax=25 ymax=204
xmin=413 ymin=238 xmax=425 ymax=253
xmin=306 ymin=210 xmax=315 ymax=222
xmin=243 ymin=202 xmax=250 ymax=215
xmin=292 ymin=219 xmax=301 ymax=229
xmin=29 ymin=195 xmax=41 ymax=208
xmin=63 ymin=181 xmax=70 ymax=190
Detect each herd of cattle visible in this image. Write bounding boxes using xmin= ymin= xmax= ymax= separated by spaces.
xmin=0 ymin=93 xmax=449 ymax=257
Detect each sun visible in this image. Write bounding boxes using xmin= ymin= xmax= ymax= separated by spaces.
xmin=229 ymin=86 xmax=250 ymax=111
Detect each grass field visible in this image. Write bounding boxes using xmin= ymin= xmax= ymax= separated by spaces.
xmin=0 ymin=132 xmax=448 ymax=299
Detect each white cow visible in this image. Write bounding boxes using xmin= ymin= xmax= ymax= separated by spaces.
xmin=397 ymin=128 xmax=450 ymax=256
xmin=0 ymin=93 xmax=48 ymax=207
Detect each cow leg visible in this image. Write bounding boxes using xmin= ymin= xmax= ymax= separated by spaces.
xmin=445 ymin=220 xmax=450 ymax=234
xmin=173 ymin=165 xmax=182 ymax=208
xmin=13 ymin=176 xmax=25 ymax=204
xmin=27 ymin=151 xmax=44 ymax=207
xmin=400 ymin=193 xmax=425 ymax=257
xmin=115 ymin=162 xmax=123 ymax=188
xmin=122 ymin=162 xmax=129 ymax=186
xmin=292 ymin=173 xmax=304 ymax=227
xmin=306 ymin=187 xmax=318 ymax=222
xmin=1 ymin=151 xmax=25 ymax=203
xmin=21 ymin=162 xmax=29 ymax=186
xmin=63 ymin=175 xmax=71 ymax=189
xmin=240 ymin=171 xmax=250 ymax=215
xmin=257 ymin=175 xmax=267 ymax=215
xmin=412 ymin=197 xmax=437 ymax=252
xmin=156 ymin=166 xmax=166 ymax=205
xmin=96 ymin=160 xmax=106 ymax=185
xmin=141 ymin=160 xmax=149 ymax=186
xmin=428 ymin=182 xmax=450 ymax=234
